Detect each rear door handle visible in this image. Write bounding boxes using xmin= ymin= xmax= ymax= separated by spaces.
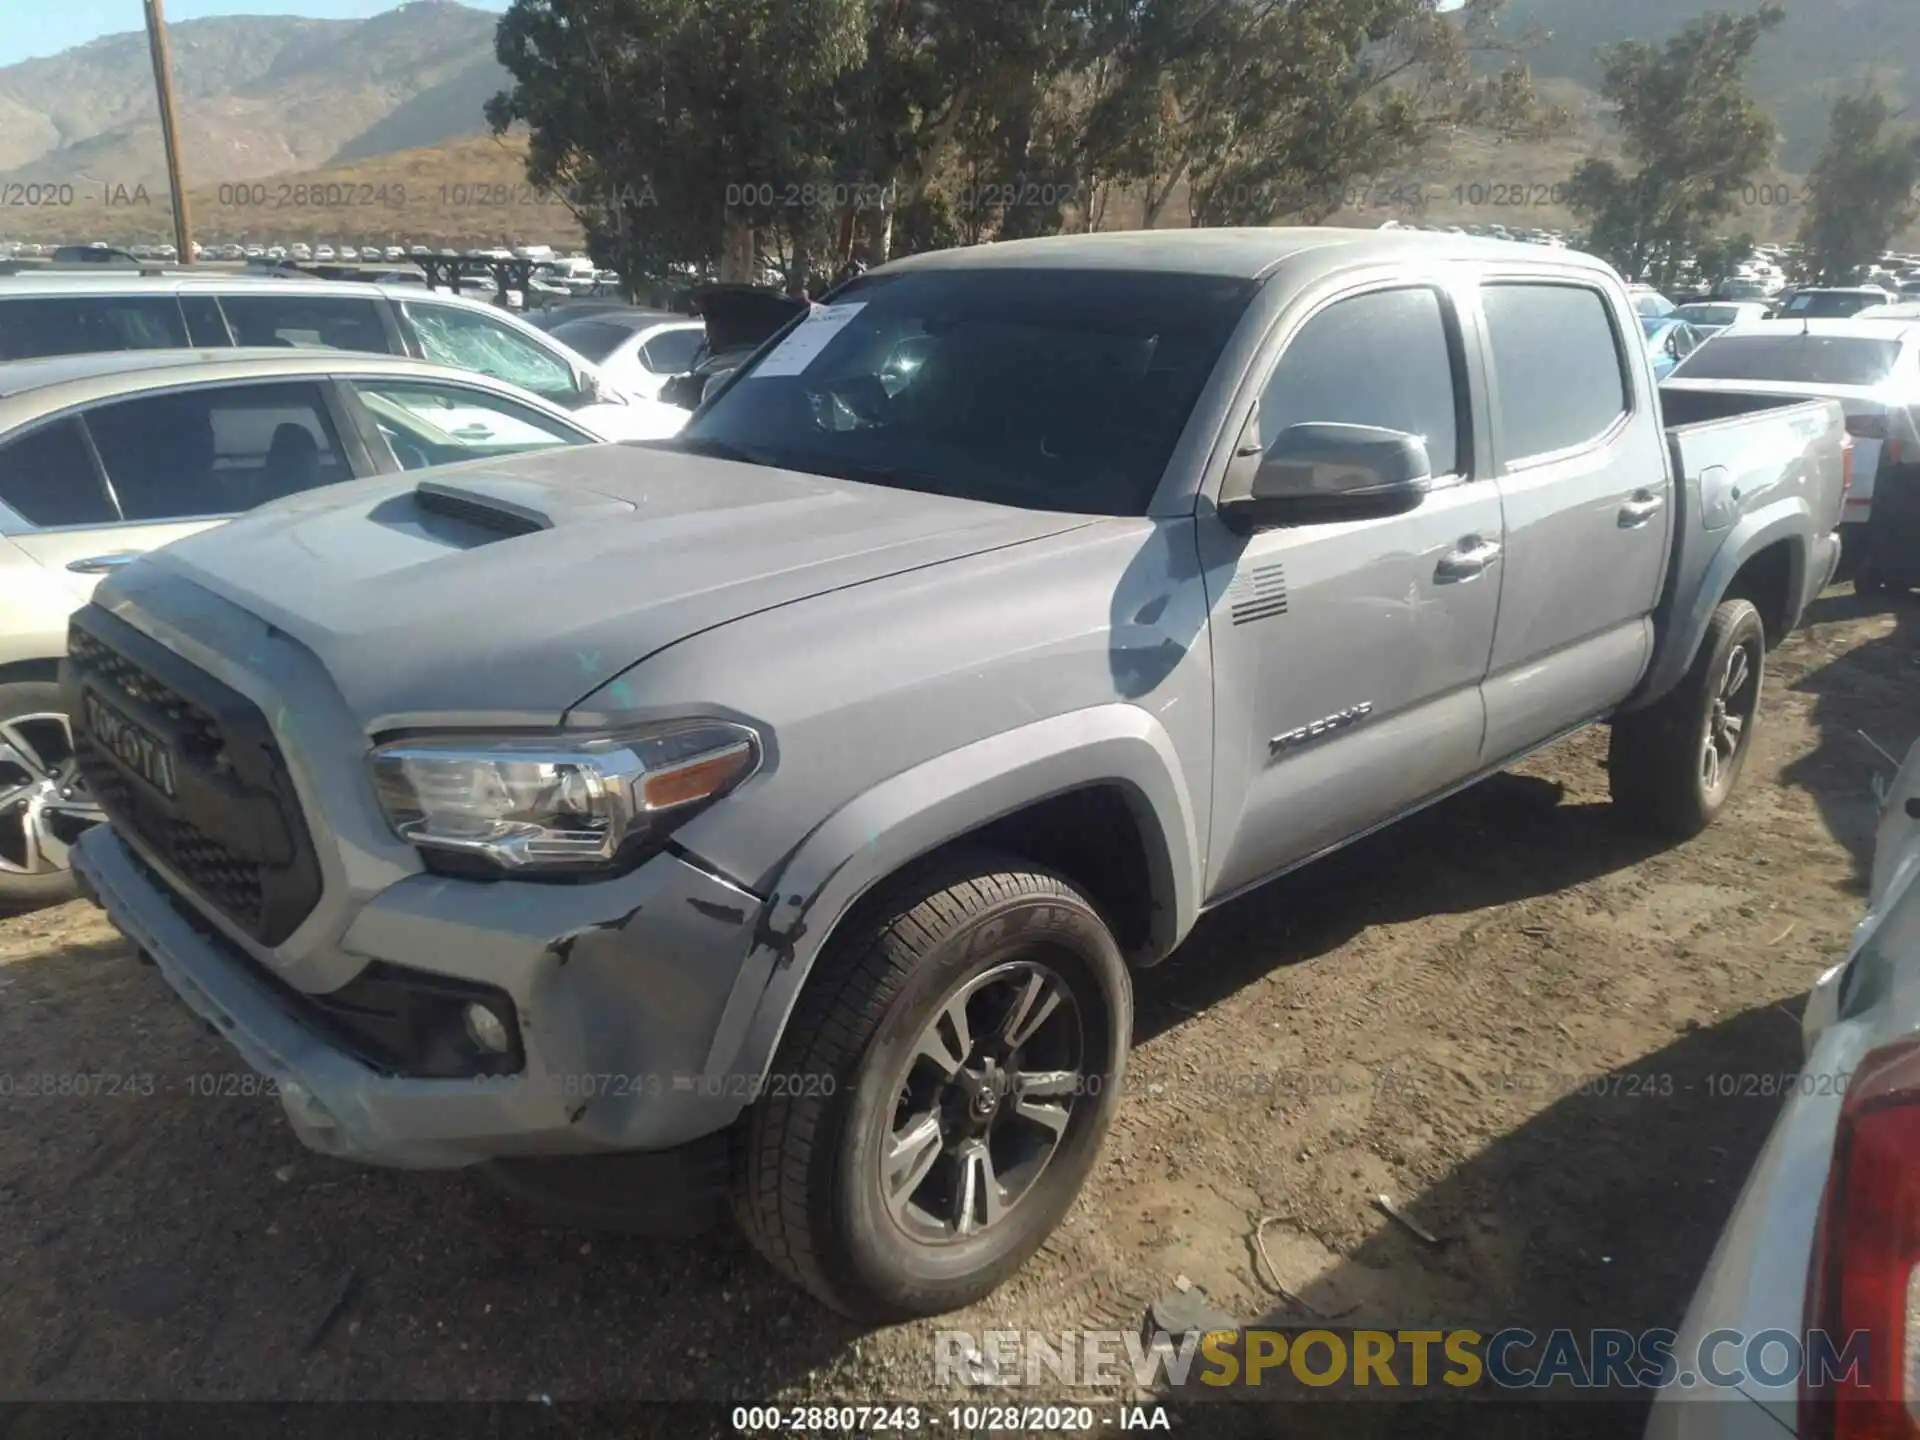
xmin=66 ymin=553 xmax=141 ymax=575
xmin=1619 ymin=492 xmax=1665 ymax=527
xmin=1435 ymin=538 xmax=1502 ymax=583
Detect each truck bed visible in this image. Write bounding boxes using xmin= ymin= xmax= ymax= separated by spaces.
xmin=1627 ymin=386 xmax=1849 ymax=709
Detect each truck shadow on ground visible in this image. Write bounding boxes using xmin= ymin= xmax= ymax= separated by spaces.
xmin=1162 ymin=1000 xmax=1806 ymax=1439
xmin=1134 ymin=772 xmax=1667 ymax=1045
xmin=0 ymin=927 xmax=875 ymax=1401
xmin=0 ymin=767 xmax=1749 ymax=1403
xmin=1781 ymin=586 xmax=1920 ymax=890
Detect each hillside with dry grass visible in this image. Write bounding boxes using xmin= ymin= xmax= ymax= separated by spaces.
xmin=0 ymin=1 xmax=506 ymax=190
xmin=7 ymin=15 xmax=1918 ymax=256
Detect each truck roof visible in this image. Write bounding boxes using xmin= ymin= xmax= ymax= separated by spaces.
xmin=878 ymin=227 xmax=1621 ymax=282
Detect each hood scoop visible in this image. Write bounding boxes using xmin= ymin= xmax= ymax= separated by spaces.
xmin=403 ymin=475 xmax=639 ymax=545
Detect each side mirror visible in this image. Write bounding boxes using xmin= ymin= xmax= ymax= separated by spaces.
xmin=1219 ymin=423 xmax=1433 ymax=531
xmin=1666 ymin=332 xmax=1683 ymax=359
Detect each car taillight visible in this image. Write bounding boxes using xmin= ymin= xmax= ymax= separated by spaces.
xmin=1844 ymin=435 xmax=1857 ymax=501
xmin=1802 ymin=1037 xmax=1920 ymax=1439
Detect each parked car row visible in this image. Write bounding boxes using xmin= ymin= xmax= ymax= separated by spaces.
xmin=0 ymin=272 xmax=687 ymax=437
xmin=47 ymin=229 xmax=1847 ymax=1333
xmin=0 ymin=351 xmax=626 ymax=903
xmin=0 ymin=240 xmax=598 ymax=268
xmin=0 ymin=268 xmax=703 ymax=903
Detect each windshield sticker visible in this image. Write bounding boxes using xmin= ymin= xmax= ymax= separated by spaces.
xmin=751 ymin=301 xmax=868 ymax=377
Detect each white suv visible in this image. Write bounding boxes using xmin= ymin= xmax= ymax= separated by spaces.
xmin=0 ymin=273 xmax=688 ymax=441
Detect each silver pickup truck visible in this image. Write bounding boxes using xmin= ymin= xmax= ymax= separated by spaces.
xmin=67 ymin=230 xmax=1846 ymax=1323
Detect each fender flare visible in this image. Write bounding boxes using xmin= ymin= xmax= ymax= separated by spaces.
xmin=699 ymin=704 xmax=1203 ymax=1086
xmin=1625 ymin=498 xmax=1810 ymax=712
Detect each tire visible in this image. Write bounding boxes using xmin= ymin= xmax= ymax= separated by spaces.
xmin=1608 ymin=598 xmax=1765 ymax=839
xmin=733 ymin=851 xmax=1132 ymax=1322
xmin=0 ymin=680 xmax=99 ymax=910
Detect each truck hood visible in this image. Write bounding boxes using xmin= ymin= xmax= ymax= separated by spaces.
xmin=119 ymin=444 xmax=1088 ymax=729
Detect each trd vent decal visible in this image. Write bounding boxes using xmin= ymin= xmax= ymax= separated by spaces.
xmin=1227 ymin=561 xmax=1289 ymax=625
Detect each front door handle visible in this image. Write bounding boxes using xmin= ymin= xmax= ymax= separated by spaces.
xmin=1619 ymin=491 xmax=1665 ymax=527
xmin=1435 ymin=537 xmax=1502 ymax=583
xmin=66 ymin=553 xmax=142 ymax=575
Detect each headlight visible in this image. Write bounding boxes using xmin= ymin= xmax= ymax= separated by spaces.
xmin=369 ymin=720 xmax=760 ymax=875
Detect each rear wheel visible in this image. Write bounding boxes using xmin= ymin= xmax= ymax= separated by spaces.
xmin=733 ymin=853 xmax=1131 ymax=1322
xmin=0 ymin=682 xmax=103 ymax=909
xmin=1609 ymin=599 xmax=1765 ymax=838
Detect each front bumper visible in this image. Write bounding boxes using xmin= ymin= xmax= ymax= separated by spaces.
xmin=75 ymin=824 xmax=768 ymax=1169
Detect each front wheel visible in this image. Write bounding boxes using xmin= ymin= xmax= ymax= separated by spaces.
xmin=733 ymin=853 xmax=1132 ymax=1322
xmin=1609 ymin=598 xmax=1765 ymax=839
xmin=0 ymin=682 xmax=103 ymax=909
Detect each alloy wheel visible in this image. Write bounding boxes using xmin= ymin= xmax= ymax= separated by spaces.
xmin=882 ymin=960 xmax=1084 ymax=1242
xmin=0 ymin=714 xmax=103 ymax=876
xmin=1701 ymin=637 xmax=1760 ymax=802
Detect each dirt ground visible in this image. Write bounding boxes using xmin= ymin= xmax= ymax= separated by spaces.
xmin=3 ymin=587 xmax=1915 ymax=1430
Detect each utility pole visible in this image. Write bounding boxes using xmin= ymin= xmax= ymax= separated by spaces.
xmin=143 ymin=0 xmax=194 ymax=264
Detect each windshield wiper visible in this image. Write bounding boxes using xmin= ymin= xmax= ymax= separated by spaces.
xmin=673 ymin=435 xmax=773 ymax=466
xmin=799 ymin=459 xmax=960 ymax=494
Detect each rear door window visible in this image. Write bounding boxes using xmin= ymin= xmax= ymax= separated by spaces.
xmin=219 ymin=293 xmax=395 ymax=353
xmin=0 ymin=418 xmax=117 ymax=527
xmin=85 ymin=381 xmax=352 ymax=519
xmin=1481 ymin=284 xmax=1630 ymax=463
xmin=0 ymin=296 xmax=189 ymax=360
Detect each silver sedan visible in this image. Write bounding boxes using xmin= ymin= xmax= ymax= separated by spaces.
xmin=0 ymin=348 xmax=615 ymax=907
xmin=1646 ymin=736 xmax=1920 ymax=1436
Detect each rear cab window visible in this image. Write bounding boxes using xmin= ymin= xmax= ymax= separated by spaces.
xmin=1481 ymin=283 xmax=1631 ymax=463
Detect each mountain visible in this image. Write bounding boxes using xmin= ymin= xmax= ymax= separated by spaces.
xmin=1504 ymin=0 xmax=1919 ymax=171
xmin=0 ymin=1 xmax=507 ymax=188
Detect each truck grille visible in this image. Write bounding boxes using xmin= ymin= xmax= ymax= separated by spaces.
xmin=67 ymin=609 xmax=322 ymax=946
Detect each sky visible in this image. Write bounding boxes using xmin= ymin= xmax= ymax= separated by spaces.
xmin=0 ymin=0 xmax=510 ymax=69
